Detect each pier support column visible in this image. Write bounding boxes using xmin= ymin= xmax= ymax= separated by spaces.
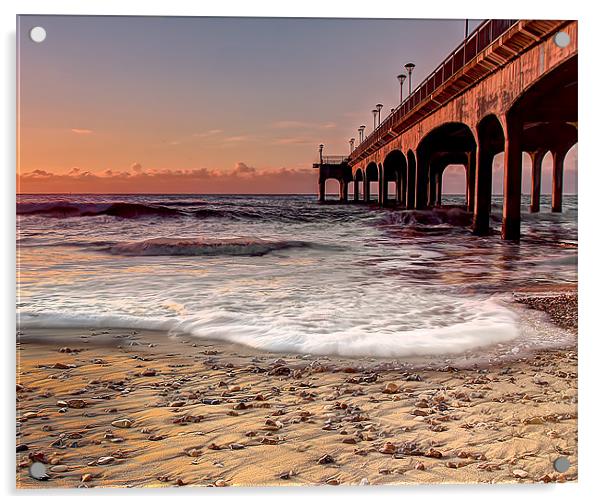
xmin=436 ymin=171 xmax=442 ymax=206
xmin=339 ymin=179 xmax=348 ymax=203
xmin=406 ymin=155 xmax=416 ymax=209
xmin=396 ymin=171 xmax=403 ymax=205
xmin=364 ymin=176 xmax=370 ymax=203
xmin=529 ymin=150 xmax=544 ymax=213
xmin=472 ymin=145 xmax=494 ymax=235
xmin=501 ymin=118 xmax=522 ymax=240
xmin=353 ymin=179 xmax=360 ymax=202
xmin=415 ymin=154 xmax=429 ymax=209
xmin=552 ymin=149 xmax=566 ymax=212
xmin=318 ymin=180 xmax=325 ymax=202
xmin=466 ymin=150 xmax=476 ymax=213
xmin=428 ymin=165 xmax=438 ymax=207
xmin=378 ymin=165 xmax=385 ymax=206
xmin=401 ymin=171 xmax=407 ymax=207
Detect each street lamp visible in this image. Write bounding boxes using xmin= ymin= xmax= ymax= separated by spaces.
xmin=376 ymin=103 xmax=383 ymax=126
xmin=349 ymin=138 xmax=355 ymax=153
xmin=359 ymin=125 xmax=366 ymax=142
xmin=404 ymin=63 xmax=416 ymax=94
xmin=319 ymin=144 xmax=324 ymax=164
xmin=397 ymin=73 xmax=407 ymax=103
xmin=372 ymin=109 xmax=378 ymax=130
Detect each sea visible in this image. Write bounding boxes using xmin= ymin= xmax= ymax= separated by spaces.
xmin=16 ymin=193 xmax=577 ymax=359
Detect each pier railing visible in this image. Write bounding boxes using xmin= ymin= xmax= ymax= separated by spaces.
xmin=313 ymin=155 xmax=350 ymax=167
xmin=351 ymin=19 xmax=519 ymax=161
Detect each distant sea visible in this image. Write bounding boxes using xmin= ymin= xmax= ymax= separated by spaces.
xmin=16 ymin=193 xmax=577 ymax=358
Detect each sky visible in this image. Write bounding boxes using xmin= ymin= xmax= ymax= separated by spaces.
xmin=17 ymin=15 xmax=577 ymax=194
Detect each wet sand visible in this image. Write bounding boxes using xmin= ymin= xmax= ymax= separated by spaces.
xmin=16 ymin=292 xmax=577 ymax=488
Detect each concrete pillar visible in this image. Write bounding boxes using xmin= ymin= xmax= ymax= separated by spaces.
xmin=436 ymin=171 xmax=442 ymax=206
xmin=319 ymin=180 xmax=325 ymax=202
xmin=415 ymin=154 xmax=429 ymax=209
xmin=364 ymin=176 xmax=371 ymax=203
xmin=529 ymin=150 xmax=544 ymax=213
xmin=428 ymin=165 xmax=438 ymax=207
xmin=339 ymin=179 xmax=348 ymax=203
xmin=552 ymin=149 xmax=566 ymax=212
xmin=501 ymin=118 xmax=522 ymax=240
xmin=406 ymin=158 xmax=416 ymax=209
xmin=401 ymin=171 xmax=407 ymax=207
xmin=472 ymin=145 xmax=493 ymax=235
xmin=396 ymin=171 xmax=403 ymax=205
xmin=466 ymin=150 xmax=476 ymax=212
xmin=353 ymin=179 xmax=360 ymax=202
xmin=378 ymin=166 xmax=385 ymax=206
xmin=381 ymin=175 xmax=388 ymax=207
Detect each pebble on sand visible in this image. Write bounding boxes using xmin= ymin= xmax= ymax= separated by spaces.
xmin=111 ymin=418 xmax=133 ymax=428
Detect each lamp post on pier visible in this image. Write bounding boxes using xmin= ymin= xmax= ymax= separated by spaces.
xmin=375 ymin=103 xmax=383 ymax=126
xmin=405 ymin=63 xmax=416 ymax=94
xmin=349 ymin=138 xmax=355 ymax=153
xmin=318 ymin=144 xmax=324 ymax=164
xmin=397 ymin=73 xmax=407 ymax=103
xmin=372 ymin=109 xmax=378 ymax=130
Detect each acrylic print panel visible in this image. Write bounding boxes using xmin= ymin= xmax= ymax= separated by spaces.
xmin=16 ymin=15 xmax=577 ymax=488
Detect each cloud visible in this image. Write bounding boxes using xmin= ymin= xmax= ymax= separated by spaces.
xmin=70 ymin=128 xmax=93 ymax=135
xmin=18 ymin=163 xmax=317 ymax=194
xmin=234 ymin=162 xmax=256 ymax=175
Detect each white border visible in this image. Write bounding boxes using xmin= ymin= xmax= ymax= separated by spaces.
xmin=2 ymin=1 xmax=599 ymax=503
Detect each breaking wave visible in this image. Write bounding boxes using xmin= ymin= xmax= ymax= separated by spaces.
xmin=106 ymin=237 xmax=313 ymax=257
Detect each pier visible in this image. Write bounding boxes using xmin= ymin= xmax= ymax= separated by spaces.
xmin=315 ymin=19 xmax=577 ymax=240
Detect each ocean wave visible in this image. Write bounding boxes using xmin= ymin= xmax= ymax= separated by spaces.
xmin=17 ymin=201 xmax=182 ymax=218
xmin=15 ymin=297 xmax=530 ymax=358
xmin=106 ymin=237 xmax=312 ymax=257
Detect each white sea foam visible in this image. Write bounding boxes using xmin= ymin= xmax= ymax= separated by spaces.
xmin=18 ymin=296 xmax=523 ymax=358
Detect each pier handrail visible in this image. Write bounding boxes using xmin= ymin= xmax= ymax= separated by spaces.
xmin=352 ymin=19 xmax=518 ymax=159
xmin=313 ymin=155 xmax=350 ymax=166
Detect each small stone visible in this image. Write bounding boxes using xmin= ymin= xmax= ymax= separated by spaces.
xmin=66 ymin=399 xmax=87 ymax=409
xmin=97 ymin=456 xmax=116 ymax=465
xmin=318 ymin=454 xmax=335 ymax=464
xmin=342 ymin=437 xmax=357 ymax=444
xmin=425 ymin=448 xmax=443 ymax=459
xmin=411 ymin=408 xmax=429 ymax=416
xmin=382 ymin=382 xmax=399 ymax=394
xmin=379 ymin=442 xmax=397 ymax=454
xmin=81 ymin=473 xmax=93 ymax=482
xmin=415 ymin=461 xmax=426 ymax=470
xmin=229 ymin=443 xmax=245 ymax=450
xmin=16 ymin=444 xmax=28 ymax=452
xmin=512 ymin=469 xmax=529 ymax=479
xmin=359 ymin=477 xmax=370 ymax=485
xmin=111 ymin=418 xmax=133 ymax=428
xmin=50 ymin=465 xmax=68 ymax=473
xmin=186 ymin=448 xmax=202 ymax=457
xmin=214 ymin=479 xmax=228 ymax=487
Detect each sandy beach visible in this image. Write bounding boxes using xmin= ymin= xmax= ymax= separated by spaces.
xmin=16 ymin=291 xmax=577 ymax=488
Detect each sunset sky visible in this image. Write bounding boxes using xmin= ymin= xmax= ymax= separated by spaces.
xmin=17 ymin=15 xmax=577 ymax=194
